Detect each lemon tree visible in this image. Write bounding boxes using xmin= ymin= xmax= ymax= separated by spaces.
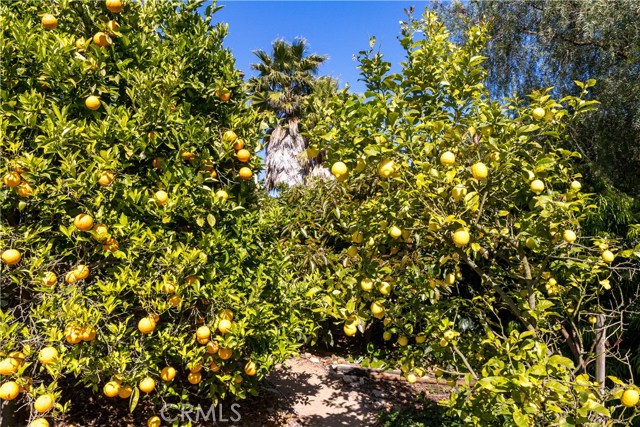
xmin=0 ymin=0 xmax=317 ymax=424
xmin=287 ymin=10 xmax=640 ymax=426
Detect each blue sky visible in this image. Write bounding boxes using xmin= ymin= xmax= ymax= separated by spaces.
xmin=214 ymin=1 xmax=434 ymax=93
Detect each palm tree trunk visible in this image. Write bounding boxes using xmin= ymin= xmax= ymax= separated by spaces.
xmin=264 ymin=117 xmax=307 ymax=190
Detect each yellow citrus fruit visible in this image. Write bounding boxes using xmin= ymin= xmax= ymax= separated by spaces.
xmin=388 ymin=226 xmax=402 ymax=239
xmin=445 ymin=273 xmax=456 ymax=286
xmin=41 ymin=14 xmax=58 ymax=30
xmin=377 ymin=158 xmax=395 ymax=178
xmin=102 ymin=237 xmax=119 ymax=252
xmin=161 ymin=366 xmax=176 ymax=382
xmin=218 ymin=348 xmax=233 ymax=360
xmin=601 ymin=250 xmax=615 ymax=263
xmin=74 ymin=213 xmax=94 ymax=231
xmin=1 ymin=249 xmax=21 ymax=265
xmin=233 ymin=139 xmax=245 ymax=150
xmin=215 ymin=189 xmax=229 ymax=201
xmin=219 ymin=309 xmax=234 ymax=321
xmin=117 ymin=384 xmax=132 ymax=399
xmin=471 ymin=162 xmax=488 ymax=180
xmin=154 ymin=190 xmax=168 ymax=205
xmin=168 ymin=295 xmax=181 ymax=307
xmin=343 ymin=321 xmax=357 ymax=337
xmin=416 ymin=334 xmax=426 ymax=344
xmin=148 ymin=416 xmax=161 ymax=427
xmin=75 ymin=38 xmax=85 ymax=49
xmin=106 ymin=20 xmax=119 ymax=33
xmin=331 ymin=162 xmax=348 ymax=181
xmin=181 ymin=151 xmax=196 ymax=161
xmin=346 ymin=246 xmax=358 ymax=257
xmin=360 ymin=278 xmax=373 ymax=292
xmin=73 ymin=264 xmax=90 ymax=280
xmin=563 ymin=230 xmax=577 ymax=244
xmin=196 ymin=326 xmax=211 ymax=341
xmin=43 ymin=271 xmax=57 ymax=287
xmin=453 ymin=228 xmax=470 ymax=247
xmin=138 ymin=377 xmax=155 ymax=393
xmin=92 ymin=224 xmax=109 ymax=242
xmin=34 ymin=394 xmax=54 ymax=413
xmin=355 ymin=157 xmax=366 ymax=172
xmin=16 ymin=183 xmax=33 ymax=197
xmin=382 ymin=331 xmax=392 ymax=341
xmin=187 ymin=371 xmax=202 ymax=385
xmin=138 ymin=317 xmax=156 ymax=334
xmin=570 ymin=180 xmax=582 ymax=192
xmin=351 ymin=231 xmax=364 ymax=243
xmin=93 ymin=32 xmax=110 ymax=47
xmin=65 ymin=271 xmax=78 ymax=284
xmin=38 ymin=347 xmax=58 ymax=365
xmin=0 ymin=359 xmax=17 ymax=375
xmin=98 ymin=171 xmax=114 ymax=186
xmin=30 ymin=418 xmax=50 ymax=427
xmin=223 ymin=130 xmax=237 ymax=143
xmin=621 ymin=389 xmax=639 ymax=408
xmin=451 ymin=184 xmax=467 ymax=201
xmin=406 ymin=373 xmax=417 ymax=384
xmin=244 ymin=361 xmax=257 ymax=376
xmin=80 ymin=326 xmax=96 ymax=341
xmin=440 ymin=151 xmax=455 ymax=166
xmin=371 ymin=301 xmax=385 ymax=318
xmin=65 ymin=328 xmax=82 ymax=345
xmin=236 ymin=149 xmax=251 ymax=163
xmin=532 ymin=107 xmax=546 ymax=120
xmin=217 ymin=88 xmax=231 ymax=102
xmin=218 ymin=319 xmax=232 ymax=334
xmin=3 ymin=172 xmax=21 ymax=187
xmin=106 ymin=0 xmax=123 ymax=13
xmin=238 ymin=167 xmax=253 ymax=180
xmin=206 ymin=341 xmax=219 ymax=354
xmin=0 ymin=381 xmax=20 ymax=401
xmin=530 ymin=179 xmax=545 ymax=194
xmin=162 ymin=282 xmax=175 ymax=294
xmin=378 ymin=282 xmax=391 ymax=296
xmin=103 ymin=381 xmax=120 ymax=397
xmin=397 ymin=336 xmax=409 ymax=347
xmin=85 ymin=95 xmax=101 ymax=110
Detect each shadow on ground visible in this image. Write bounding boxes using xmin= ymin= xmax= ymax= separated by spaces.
xmin=56 ymin=354 xmax=453 ymax=427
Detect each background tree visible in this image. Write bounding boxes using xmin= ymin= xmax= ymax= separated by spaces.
xmin=246 ymin=38 xmax=328 ymax=191
xmin=437 ymin=0 xmax=640 ymax=201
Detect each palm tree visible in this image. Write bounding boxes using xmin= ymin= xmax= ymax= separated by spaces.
xmin=247 ymin=38 xmax=328 ymax=191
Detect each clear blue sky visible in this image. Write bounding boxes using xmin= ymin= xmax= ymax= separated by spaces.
xmin=214 ymin=1 xmax=434 ymax=93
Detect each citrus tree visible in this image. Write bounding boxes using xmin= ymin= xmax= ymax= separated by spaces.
xmin=283 ymin=10 xmax=640 ymax=426
xmin=0 ymin=1 xmax=317 ymax=426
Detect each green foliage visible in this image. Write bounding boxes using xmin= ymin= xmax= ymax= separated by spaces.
xmin=0 ymin=0 xmax=317 ymax=424
xmin=278 ymin=8 xmax=640 ymax=426
xmin=377 ymin=404 xmax=463 ymax=427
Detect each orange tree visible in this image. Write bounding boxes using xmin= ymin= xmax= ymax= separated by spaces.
xmin=0 ymin=0 xmax=317 ymax=425
xmin=282 ymin=10 xmax=640 ymax=426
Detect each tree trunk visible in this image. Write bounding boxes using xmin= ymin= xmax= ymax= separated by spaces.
xmin=264 ymin=118 xmax=307 ymax=191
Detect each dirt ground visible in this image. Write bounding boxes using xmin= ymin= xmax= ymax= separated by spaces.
xmin=44 ymin=351 xmax=452 ymax=427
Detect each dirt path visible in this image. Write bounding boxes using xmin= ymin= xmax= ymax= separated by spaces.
xmin=55 ymin=352 xmax=451 ymax=427
xmin=238 ymin=352 xmax=451 ymax=427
